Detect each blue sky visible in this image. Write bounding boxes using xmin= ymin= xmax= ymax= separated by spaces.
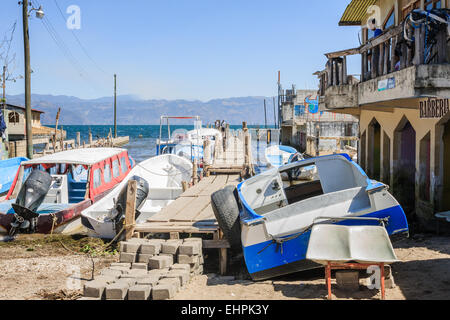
xmin=0 ymin=0 xmax=361 ymax=101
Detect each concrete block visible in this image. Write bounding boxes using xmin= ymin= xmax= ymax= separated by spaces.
xmin=128 ymin=285 xmax=152 ymax=300
xmin=152 ymin=284 xmax=176 ymax=300
xmin=178 ymin=254 xmax=199 ymax=265
xmin=166 ymin=270 xmax=190 ymax=286
xmin=100 ymin=269 xmax=123 ymax=278
xmin=115 ymin=277 xmax=137 ymax=287
xmin=140 ymin=241 xmax=163 ymax=255
xmin=158 ymin=277 xmax=181 ymax=292
xmin=148 ymin=269 xmax=169 ymax=277
xmin=183 ymin=237 xmax=203 ymax=244
xmin=170 ymin=264 xmax=191 ymax=273
xmin=106 ymin=283 xmax=129 ymax=300
xmin=110 ymin=262 xmax=131 ymax=269
xmin=199 ymin=255 xmax=204 ymax=265
xmin=119 ymin=252 xmax=136 ymax=263
xmin=132 ymin=263 xmax=148 ymax=270
xmin=161 ymin=240 xmax=183 ymax=255
xmin=128 ymin=238 xmax=149 ymax=244
xmin=119 ymin=241 xmax=126 ymax=252
xmin=94 ymin=275 xmax=118 ymax=284
xmin=136 ymin=275 xmax=160 ymax=287
xmin=121 ymin=270 xmax=148 ymax=279
xmin=83 ymin=280 xmax=106 ymax=299
xmin=78 ymin=297 xmax=100 ymax=300
xmin=193 ymin=264 xmax=203 ymax=275
xmin=123 ymin=242 xmax=141 ymax=253
xmin=149 ymin=255 xmax=173 ymax=270
xmin=179 ymin=242 xmax=201 ymax=255
xmin=137 ymin=254 xmax=153 ymax=263
xmin=336 ymin=271 xmax=360 ymax=291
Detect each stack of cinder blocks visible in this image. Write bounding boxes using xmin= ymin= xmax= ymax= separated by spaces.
xmin=80 ymin=237 xmax=204 ymax=300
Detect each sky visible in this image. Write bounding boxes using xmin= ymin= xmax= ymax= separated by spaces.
xmin=0 ymin=0 xmax=361 ymax=101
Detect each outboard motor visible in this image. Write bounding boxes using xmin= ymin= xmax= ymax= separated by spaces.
xmin=112 ymin=176 xmax=149 ymax=234
xmin=10 ymin=170 xmax=52 ymax=236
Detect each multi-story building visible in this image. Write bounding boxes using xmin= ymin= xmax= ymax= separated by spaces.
xmin=280 ymin=87 xmax=359 ymax=157
xmin=317 ymin=0 xmax=449 ymax=229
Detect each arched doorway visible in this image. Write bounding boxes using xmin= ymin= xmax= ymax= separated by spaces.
xmin=393 ymin=118 xmax=416 ymax=215
xmin=368 ymin=118 xmax=381 ymax=180
xmin=442 ymin=121 xmax=450 ymax=211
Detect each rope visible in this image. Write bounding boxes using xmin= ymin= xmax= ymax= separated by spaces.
xmin=257 ymin=225 xmax=313 ymax=256
xmin=50 ymin=214 xmax=57 ymax=235
xmin=135 ymin=163 xmax=192 ymax=178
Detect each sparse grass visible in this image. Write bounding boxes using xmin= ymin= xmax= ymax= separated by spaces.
xmin=0 ymin=234 xmax=119 ymax=258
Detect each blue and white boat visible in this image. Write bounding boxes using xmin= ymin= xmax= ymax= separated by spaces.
xmin=0 ymin=157 xmax=28 ymax=195
xmin=264 ymin=145 xmax=297 ymax=168
xmin=236 ymin=154 xmax=409 ymax=281
xmin=265 ymin=145 xmax=317 ymax=180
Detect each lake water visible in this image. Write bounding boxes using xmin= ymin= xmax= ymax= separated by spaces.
xmin=62 ymin=125 xmax=272 ymax=163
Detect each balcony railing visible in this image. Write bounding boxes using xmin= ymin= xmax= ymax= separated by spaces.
xmin=318 ymin=9 xmax=449 ymax=96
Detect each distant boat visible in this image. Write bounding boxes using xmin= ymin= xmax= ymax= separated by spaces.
xmin=81 ymin=154 xmax=193 ymax=239
xmin=156 ymin=116 xmax=222 ymax=162
xmin=265 ymin=145 xmax=316 ymax=180
xmin=264 ymin=145 xmax=297 ymax=168
xmin=0 ymin=148 xmax=134 ymax=236
xmin=0 ymin=157 xmax=29 ymax=195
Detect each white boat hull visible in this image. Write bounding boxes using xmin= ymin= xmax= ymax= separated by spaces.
xmin=81 ymin=155 xmax=192 ymax=239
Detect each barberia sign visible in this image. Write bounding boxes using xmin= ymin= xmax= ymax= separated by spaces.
xmin=419 ymin=98 xmax=450 ymax=119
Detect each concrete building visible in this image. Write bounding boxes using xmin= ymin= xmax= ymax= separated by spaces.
xmin=316 ymin=0 xmax=450 ymax=229
xmin=2 ymin=103 xmax=65 ymax=158
xmin=280 ymin=88 xmax=359 ymax=157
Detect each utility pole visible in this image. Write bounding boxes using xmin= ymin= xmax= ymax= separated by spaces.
xmin=22 ymin=0 xmax=33 ymax=159
xmin=263 ymin=99 xmax=267 ymax=129
xmin=272 ymin=97 xmax=277 ymax=129
xmin=2 ymin=66 xmax=6 ymax=111
xmin=114 ymin=74 xmax=117 ymax=138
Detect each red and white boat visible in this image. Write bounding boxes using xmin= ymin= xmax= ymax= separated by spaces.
xmin=0 ymin=148 xmax=134 ymax=236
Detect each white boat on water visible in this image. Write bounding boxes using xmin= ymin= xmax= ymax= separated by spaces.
xmin=265 ymin=145 xmax=317 ymax=181
xmin=156 ymin=116 xmax=222 ymax=162
xmin=81 ymin=154 xmax=192 ymax=239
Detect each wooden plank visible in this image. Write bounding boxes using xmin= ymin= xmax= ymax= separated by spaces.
xmin=202 ymin=240 xmax=231 ymax=249
xmin=226 ymin=174 xmax=241 ymax=187
xmin=147 ymin=196 xmax=197 ymax=222
xmin=125 ymin=180 xmax=137 ymax=240
xmin=195 ymin=204 xmax=215 ymax=222
xmin=171 ymin=196 xmax=211 ymax=222
xmin=198 ymin=174 xmax=228 ymax=196
xmin=181 ymin=176 xmax=216 ymax=197
xmin=135 ymin=223 xmax=218 ymax=234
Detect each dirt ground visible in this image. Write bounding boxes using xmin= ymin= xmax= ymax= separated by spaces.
xmin=0 ymin=234 xmax=448 ymax=300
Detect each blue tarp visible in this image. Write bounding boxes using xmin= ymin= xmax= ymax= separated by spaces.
xmin=0 ymin=111 xmax=6 ymax=136
xmin=0 ymin=157 xmax=28 ymax=194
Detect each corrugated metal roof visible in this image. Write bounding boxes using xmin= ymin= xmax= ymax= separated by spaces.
xmin=339 ymin=0 xmax=378 ymax=26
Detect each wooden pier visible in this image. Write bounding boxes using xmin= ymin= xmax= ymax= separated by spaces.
xmin=135 ymin=174 xmax=241 ymax=275
xmin=135 ymin=122 xmax=254 ymax=274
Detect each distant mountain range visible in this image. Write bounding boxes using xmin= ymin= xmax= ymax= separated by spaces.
xmin=5 ymin=94 xmax=280 ymax=126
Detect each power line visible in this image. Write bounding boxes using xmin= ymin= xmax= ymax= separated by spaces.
xmin=52 ymin=0 xmax=109 ymax=76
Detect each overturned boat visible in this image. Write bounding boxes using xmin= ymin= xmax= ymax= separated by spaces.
xmin=81 ymin=154 xmax=193 ymax=239
xmin=212 ymin=154 xmax=408 ymax=281
xmin=0 ymin=148 xmax=134 ymax=236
